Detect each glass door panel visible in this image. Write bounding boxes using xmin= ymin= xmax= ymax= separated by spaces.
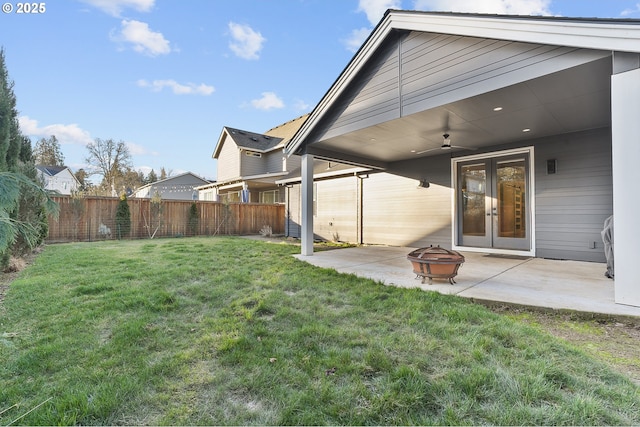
xmin=492 ymin=157 xmax=529 ymax=250
xmin=458 ymin=162 xmax=491 ymax=248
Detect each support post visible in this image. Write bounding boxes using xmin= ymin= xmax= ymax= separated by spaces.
xmin=612 ymin=66 xmax=640 ymax=307
xmin=301 ymin=153 xmax=314 ymax=256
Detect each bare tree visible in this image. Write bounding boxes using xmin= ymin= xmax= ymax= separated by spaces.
xmin=85 ymin=138 xmax=132 ymax=195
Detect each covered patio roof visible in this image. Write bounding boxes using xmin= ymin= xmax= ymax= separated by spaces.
xmin=285 ymin=11 xmax=639 ymax=168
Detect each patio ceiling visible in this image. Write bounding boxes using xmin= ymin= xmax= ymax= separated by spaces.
xmin=309 ymin=56 xmax=612 ymax=167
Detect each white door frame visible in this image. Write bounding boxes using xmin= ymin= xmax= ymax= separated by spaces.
xmin=451 ymin=146 xmax=536 ymax=257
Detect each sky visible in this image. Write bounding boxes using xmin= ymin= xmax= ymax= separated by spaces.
xmin=2 ymin=0 xmax=640 ymax=182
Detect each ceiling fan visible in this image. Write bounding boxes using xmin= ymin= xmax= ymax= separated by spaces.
xmin=416 ymin=133 xmax=476 ymax=155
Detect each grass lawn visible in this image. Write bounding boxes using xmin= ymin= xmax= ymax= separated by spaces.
xmin=0 ymin=237 xmax=638 ymax=425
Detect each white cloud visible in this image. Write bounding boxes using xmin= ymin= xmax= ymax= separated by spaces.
xmin=344 ymin=1 xmax=400 ymax=53
xmin=137 ymin=79 xmax=215 ymax=95
xmin=79 ymin=0 xmax=155 ymax=17
xmin=228 ymin=22 xmax=266 ymax=60
xmin=412 ymin=0 xmax=552 ymax=15
xmin=250 ymin=92 xmax=284 ymax=111
xmin=343 ymin=27 xmax=373 ymax=53
xmin=111 ymin=19 xmax=172 ymax=56
xmin=127 ymin=142 xmax=157 ymax=156
xmin=621 ymin=2 xmax=640 ymax=16
xmin=358 ymin=0 xmax=402 ymax=25
xmin=293 ymin=99 xmax=310 ymax=112
xmin=18 ymin=116 xmax=93 ymax=146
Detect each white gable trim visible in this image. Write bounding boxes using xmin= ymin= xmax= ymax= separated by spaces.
xmin=285 ymin=11 xmax=640 ymax=156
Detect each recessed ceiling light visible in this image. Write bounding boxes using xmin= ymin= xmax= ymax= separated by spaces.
xmin=522 ymin=128 xmax=531 ymax=132
xmin=493 ymin=106 xmax=503 ymax=111
xmin=410 ymin=150 xmax=416 ymax=153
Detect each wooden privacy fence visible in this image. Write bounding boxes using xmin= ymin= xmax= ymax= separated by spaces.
xmin=46 ymin=196 xmax=285 ymax=243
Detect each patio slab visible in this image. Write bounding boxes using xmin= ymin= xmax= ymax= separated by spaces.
xmin=294 ymin=245 xmax=640 ymax=319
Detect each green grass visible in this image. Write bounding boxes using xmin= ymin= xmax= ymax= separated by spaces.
xmin=0 ymin=237 xmax=638 ymax=425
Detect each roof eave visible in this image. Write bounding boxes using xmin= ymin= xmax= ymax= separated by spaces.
xmin=285 ymin=10 xmax=640 ymax=157
xmin=213 ymin=127 xmax=231 ymax=159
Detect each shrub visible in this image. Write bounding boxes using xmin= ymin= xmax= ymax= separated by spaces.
xmin=115 ymin=194 xmax=131 ymax=239
xmin=188 ymin=202 xmax=198 ymax=236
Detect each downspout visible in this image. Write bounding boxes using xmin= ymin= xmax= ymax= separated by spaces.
xmin=357 ymin=173 xmax=365 ymax=245
xmin=285 ymin=185 xmax=290 ymax=237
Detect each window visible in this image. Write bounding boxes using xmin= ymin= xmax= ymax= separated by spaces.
xmin=259 ymin=189 xmax=281 ymax=204
xmin=220 ymin=192 xmax=240 ymax=203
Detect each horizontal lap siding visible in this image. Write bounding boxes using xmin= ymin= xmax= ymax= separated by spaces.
xmin=241 ymin=151 xmax=266 ymax=176
xmin=322 ymin=38 xmax=401 ymax=140
xmin=315 ymin=177 xmax=358 ymax=242
xmin=400 ymin=32 xmax=605 ymax=116
xmin=217 ymin=139 xmax=240 ymax=181
xmin=265 ymin=151 xmax=284 ymax=173
xmin=363 ymin=156 xmax=452 ymax=248
xmin=285 ymin=186 xmax=302 ymax=239
xmin=534 ymin=129 xmax=612 ymax=262
xmin=316 ymin=31 xmax=606 ymax=146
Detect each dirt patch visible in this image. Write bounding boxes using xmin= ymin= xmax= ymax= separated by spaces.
xmin=0 ymin=252 xmax=38 ymax=304
xmin=490 ymin=305 xmax=640 ymax=385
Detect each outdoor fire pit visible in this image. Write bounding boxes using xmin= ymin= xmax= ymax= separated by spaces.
xmin=407 ymin=246 xmax=465 ymax=285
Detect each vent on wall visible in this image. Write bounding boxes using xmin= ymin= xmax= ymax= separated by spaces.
xmin=245 ymin=151 xmax=262 ymax=158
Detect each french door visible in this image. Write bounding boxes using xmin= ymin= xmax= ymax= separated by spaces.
xmin=456 ymin=153 xmax=531 ymax=251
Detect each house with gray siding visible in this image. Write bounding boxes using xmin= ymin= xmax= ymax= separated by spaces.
xmin=284 ymin=10 xmax=640 ymax=308
xmin=36 ymin=165 xmax=80 ymax=195
xmin=133 ymin=172 xmax=210 ymax=201
xmin=198 ymin=114 xmax=307 ymax=203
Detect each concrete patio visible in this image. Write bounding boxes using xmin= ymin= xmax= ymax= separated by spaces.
xmin=294 ymin=245 xmax=640 ymax=319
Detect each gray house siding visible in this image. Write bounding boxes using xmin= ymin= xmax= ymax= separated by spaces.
xmin=240 ymin=151 xmax=266 ymax=176
xmin=265 ymin=150 xmax=285 ymax=173
xmin=534 ymin=128 xmax=612 ymax=262
xmin=364 ymin=153 xmax=452 ymax=247
xmin=217 ymin=138 xmax=241 ymax=181
xmin=286 ymin=185 xmax=302 ymax=238
xmin=286 ymin=129 xmax=611 ymax=263
xmin=315 ymin=31 xmax=608 ymax=144
xmin=315 ymin=176 xmax=359 ymax=243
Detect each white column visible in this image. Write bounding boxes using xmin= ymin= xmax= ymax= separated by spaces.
xmin=612 ymin=67 xmax=640 ymax=307
xmin=300 ymin=154 xmax=314 ymax=256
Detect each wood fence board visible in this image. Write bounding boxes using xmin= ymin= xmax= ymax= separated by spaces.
xmin=46 ymin=196 xmax=285 ymax=242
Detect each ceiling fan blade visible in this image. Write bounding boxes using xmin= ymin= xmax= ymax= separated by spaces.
xmin=450 ymin=145 xmax=477 ymax=150
xmin=416 ymin=147 xmax=441 ymax=154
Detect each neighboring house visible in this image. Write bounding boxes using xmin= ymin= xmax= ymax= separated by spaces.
xmin=197 ymin=114 xmax=308 ymax=203
xmin=133 ymin=172 xmax=210 ymax=201
xmin=36 ymin=165 xmax=80 ymax=195
xmin=284 ymin=11 xmax=640 ymax=308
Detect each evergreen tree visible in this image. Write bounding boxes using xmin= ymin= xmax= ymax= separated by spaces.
xmin=74 ymin=168 xmax=90 ymax=192
xmin=0 ymin=48 xmax=21 ymax=171
xmin=34 ymin=135 xmax=65 ymax=166
xmin=0 ymin=47 xmax=57 ymax=268
xmin=115 ymin=193 xmax=131 ymax=239
xmin=188 ymin=202 xmax=198 ymax=236
xmin=147 ymin=169 xmax=158 ymax=183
